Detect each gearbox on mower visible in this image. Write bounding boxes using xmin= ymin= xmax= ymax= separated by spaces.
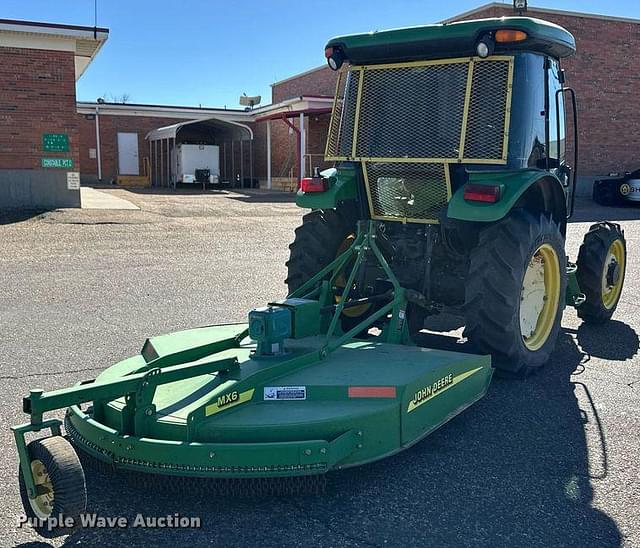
xmin=13 ymin=16 xmax=627 ymax=538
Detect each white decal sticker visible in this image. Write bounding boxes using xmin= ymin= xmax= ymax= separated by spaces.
xmin=264 ymin=386 xmax=306 ymax=401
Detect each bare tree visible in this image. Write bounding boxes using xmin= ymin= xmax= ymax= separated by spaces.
xmin=102 ymin=92 xmax=131 ymax=104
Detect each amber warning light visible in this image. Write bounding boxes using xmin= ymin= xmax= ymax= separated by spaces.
xmin=495 ymin=29 xmax=528 ymax=43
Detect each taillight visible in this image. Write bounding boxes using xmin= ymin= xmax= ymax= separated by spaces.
xmin=463 ymin=184 xmax=502 ymax=203
xmin=301 ymin=177 xmax=329 ymax=193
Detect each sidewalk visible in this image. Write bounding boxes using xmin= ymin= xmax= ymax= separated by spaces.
xmin=81 ymin=187 xmax=139 ymax=210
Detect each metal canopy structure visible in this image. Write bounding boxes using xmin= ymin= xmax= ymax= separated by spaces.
xmin=146 ymin=117 xmax=253 ymax=188
xmin=253 ymin=96 xmax=334 ymax=189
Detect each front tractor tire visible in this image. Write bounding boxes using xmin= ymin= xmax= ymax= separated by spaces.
xmin=464 ymin=211 xmax=567 ymax=375
xmin=576 ymin=222 xmax=626 ymax=324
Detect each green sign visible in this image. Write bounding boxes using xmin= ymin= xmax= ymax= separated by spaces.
xmin=43 ymin=133 xmax=69 ymax=152
xmin=41 ymin=158 xmax=73 ymax=169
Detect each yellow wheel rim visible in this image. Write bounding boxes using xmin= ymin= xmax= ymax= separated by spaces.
xmin=29 ymin=459 xmax=54 ymax=520
xmin=520 ymin=243 xmax=561 ymax=351
xmin=335 ymin=234 xmax=371 ymax=318
xmin=602 ymin=239 xmax=625 ymax=309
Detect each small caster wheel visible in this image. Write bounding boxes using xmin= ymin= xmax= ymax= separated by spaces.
xmin=18 ymin=436 xmax=86 ymax=538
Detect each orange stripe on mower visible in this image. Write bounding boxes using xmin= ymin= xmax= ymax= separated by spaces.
xmin=348 ymin=386 xmax=397 ymax=398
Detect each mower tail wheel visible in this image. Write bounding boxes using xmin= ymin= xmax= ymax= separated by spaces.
xmin=464 ymin=210 xmax=567 ymax=375
xmin=18 ymin=436 xmax=86 ymax=538
xmin=576 ymin=222 xmax=626 ymax=324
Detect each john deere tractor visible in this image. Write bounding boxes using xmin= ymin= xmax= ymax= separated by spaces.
xmin=288 ymin=16 xmax=627 ymax=374
xmin=12 ymin=16 xmax=628 ymax=538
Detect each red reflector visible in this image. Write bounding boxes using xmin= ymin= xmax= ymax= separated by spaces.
xmin=324 ymin=47 xmax=333 ymax=59
xmin=463 ymin=184 xmax=501 ymax=203
xmin=348 ymin=386 xmax=397 ymax=398
xmin=300 ymin=177 xmax=328 ymax=193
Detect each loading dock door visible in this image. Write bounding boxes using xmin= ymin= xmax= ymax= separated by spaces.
xmin=117 ymin=132 xmax=139 ymax=175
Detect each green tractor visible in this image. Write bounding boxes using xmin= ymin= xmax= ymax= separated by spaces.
xmin=12 ymin=17 xmax=626 ymax=538
xmin=290 ymin=16 xmax=626 ymax=374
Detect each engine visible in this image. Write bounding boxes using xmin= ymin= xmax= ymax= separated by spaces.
xmin=379 ymin=222 xmax=468 ymax=308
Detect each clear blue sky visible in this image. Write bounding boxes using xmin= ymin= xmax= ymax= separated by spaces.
xmin=3 ymin=0 xmax=639 ymax=108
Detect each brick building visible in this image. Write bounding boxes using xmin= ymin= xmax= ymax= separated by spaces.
xmin=1 ymin=4 xmax=639 ymax=208
xmin=263 ymin=4 xmax=640 ymax=194
xmin=447 ymin=3 xmax=640 ymax=183
xmin=0 ymin=19 xmax=107 ymax=208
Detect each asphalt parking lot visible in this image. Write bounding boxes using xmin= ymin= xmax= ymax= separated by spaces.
xmin=1 ymin=187 xmax=639 ymax=547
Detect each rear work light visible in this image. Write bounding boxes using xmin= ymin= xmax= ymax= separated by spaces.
xmin=494 ymin=29 xmax=528 ymax=43
xmin=325 ymin=46 xmax=345 ymax=71
xmin=463 ymin=184 xmax=502 ymax=203
xmin=301 ymin=177 xmax=329 ymax=193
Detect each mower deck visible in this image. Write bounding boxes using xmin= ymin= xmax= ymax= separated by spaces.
xmin=65 ymin=323 xmax=492 ymax=478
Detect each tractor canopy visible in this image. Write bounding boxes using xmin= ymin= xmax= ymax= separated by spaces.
xmin=322 ymin=17 xmax=575 ymax=225
xmin=325 ymin=17 xmax=576 ymax=65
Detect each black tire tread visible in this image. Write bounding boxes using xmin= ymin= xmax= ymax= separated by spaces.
xmin=463 ymin=210 xmax=567 ymax=375
xmin=18 ymin=436 xmax=86 ymax=538
xmin=576 ymin=221 xmax=626 ymax=324
xmin=286 ymin=207 xmax=356 ymax=293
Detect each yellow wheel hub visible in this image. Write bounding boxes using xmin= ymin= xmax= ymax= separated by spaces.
xmin=29 ymin=459 xmax=54 ymax=520
xmin=602 ymin=239 xmax=625 ymax=309
xmin=335 ymin=234 xmax=371 ymax=318
xmin=520 ymin=243 xmax=561 ymax=351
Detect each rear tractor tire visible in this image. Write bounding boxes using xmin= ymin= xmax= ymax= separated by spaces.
xmin=286 ymin=207 xmax=372 ymax=329
xmin=286 ymin=208 xmax=356 ymax=293
xmin=464 ymin=210 xmax=567 ymax=375
xmin=18 ymin=436 xmax=87 ymax=538
xmin=576 ymin=222 xmax=626 ymax=324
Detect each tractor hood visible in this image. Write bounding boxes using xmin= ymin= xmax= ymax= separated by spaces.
xmin=325 ymin=17 xmax=576 ymax=65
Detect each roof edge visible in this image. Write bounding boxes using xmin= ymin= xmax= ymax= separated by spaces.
xmin=270 ymin=64 xmax=327 ymax=87
xmin=441 ymin=2 xmax=640 ymax=25
xmin=77 ymin=100 xmax=246 ymax=113
xmin=0 ymin=18 xmax=109 ymax=34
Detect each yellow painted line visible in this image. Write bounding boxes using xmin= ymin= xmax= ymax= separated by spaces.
xmin=407 ymin=367 xmax=484 ymax=413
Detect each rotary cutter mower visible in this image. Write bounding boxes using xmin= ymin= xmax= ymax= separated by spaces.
xmin=13 ymin=16 xmax=627 ymax=538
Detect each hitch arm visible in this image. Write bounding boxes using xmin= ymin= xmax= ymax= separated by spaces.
xmin=23 ymin=357 xmax=239 ymax=426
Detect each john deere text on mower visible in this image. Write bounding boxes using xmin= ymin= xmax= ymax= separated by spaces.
xmin=13 ymin=16 xmax=627 ymax=537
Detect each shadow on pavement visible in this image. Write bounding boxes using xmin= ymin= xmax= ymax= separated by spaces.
xmin=116 ymin=186 xmax=296 ymax=203
xmin=0 ymin=209 xmax=45 ymax=225
xmin=227 ymin=193 xmax=297 ymax=204
xmin=574 ymin=320 xmax=639 ymax=361
xmin=117 ymin=186 xmax=229 ymax=196
xmin=19 ymin=323 xmax=632 ymax=547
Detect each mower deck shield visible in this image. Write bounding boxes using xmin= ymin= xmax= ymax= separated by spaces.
xmin=65 ymin=323 xmax=491 ymax=478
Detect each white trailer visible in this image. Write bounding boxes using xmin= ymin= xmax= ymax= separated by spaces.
xmin=174 ymin=144 xmax=220 ymax=184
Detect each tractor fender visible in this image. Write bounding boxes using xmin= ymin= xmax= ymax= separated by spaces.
xmin=447 ymin=169 xmax=567 ymax=227
xmin=296 ymin=166 xmax=358 ymax=209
